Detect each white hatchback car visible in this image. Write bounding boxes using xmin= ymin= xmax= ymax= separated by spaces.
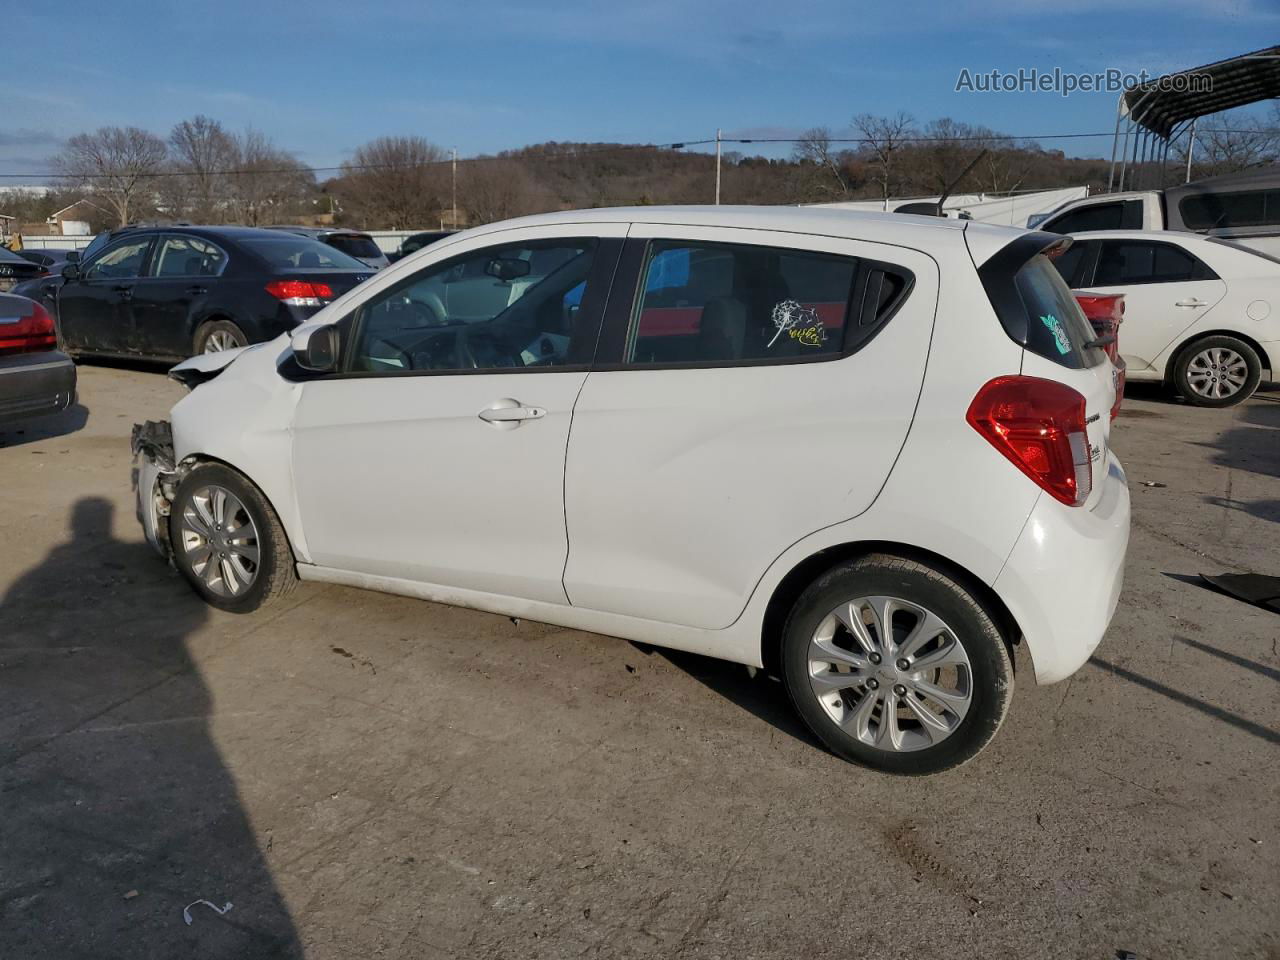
xmin=1056 ymin=229 xmax=1280 ymax=406
xmin=133 ymin=207 xmax=1130 ymax=774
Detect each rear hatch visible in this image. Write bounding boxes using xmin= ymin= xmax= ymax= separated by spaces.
xmin=973 ymin=231 xmax=1119 ymax=511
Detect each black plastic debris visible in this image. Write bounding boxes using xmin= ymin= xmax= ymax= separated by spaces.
xmin=1199 ymin=573 xmax=1280 ymax=615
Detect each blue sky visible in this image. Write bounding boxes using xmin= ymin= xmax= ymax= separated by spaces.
xmin=2 ymin=0 xmax=1276 ymax=182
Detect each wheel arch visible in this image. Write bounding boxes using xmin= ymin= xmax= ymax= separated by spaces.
xmin=189 ymin=312 xmax=246 ymax=349
xmin=758 ymin=540 xmax=1023 ymax=679
xmin=1163 ymin=328 xmax=1272 ymax=384
xmin=173 ymin=452 xmax=302 ymax=565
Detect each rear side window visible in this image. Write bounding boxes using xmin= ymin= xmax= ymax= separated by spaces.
xmin=1179 ymin=189 xmax=1277 ymax=230
xmin=1094 ymin=240 xmax=1217 ymax=285
xmin=241 ymin=237 xmax=365 ymax=270
xmin=1013 ymin=254 xmax=1105 ymax=369
xmin=1044 ymin=199 xmax=1143 ymax=234
xmin=327 ymin=234 xmax=384 ymax=259
xmin=626 ymin=240 xmax=905 ymax=366
xmin=1048 ymin=241 xmax=1089 ymax=287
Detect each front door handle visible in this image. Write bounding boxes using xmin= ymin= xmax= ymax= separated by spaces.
xmin=113 ymin=284 xmax=133 ymax=301
xmin=187 ymin=285 xmax=208 ymax=295
xmin=1175 ymin=298 xmax=1208 ymax=308
xmin=478 ymin=398 xmax=547 ymax=429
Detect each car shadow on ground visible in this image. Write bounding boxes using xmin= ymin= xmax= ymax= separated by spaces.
xmin=1197 ymin=394 xmax=1280 ymax=523
xmin=640 ymin=645 xmax=825 ymax=751
xmin=0 ymin=497 xmax=301 ymax=959
xmin=0 ymin=403 xmax=89 ymax=449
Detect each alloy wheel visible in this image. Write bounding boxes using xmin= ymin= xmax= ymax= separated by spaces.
xmin=179 ymin=485 xmax=261 ymax=597
xmin=807 ymin=595 xmax=973 ymax=752
xmin=204 ymin=329 xmax=241 ymax=354
xmin=1186 ymin=347 xmax=1248 ymax=401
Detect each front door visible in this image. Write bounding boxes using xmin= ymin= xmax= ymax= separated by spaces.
xmin=58 ymin=235 xmax=154 ymax=354
xmin=290 ymin=226 xmax=624 ymax=604
xmin=563 ymin=226 xmax=940 ymax=629
xmin=1085 ymin=238 xmax=1227 ymax=373
xmin=129 ymin=234 xmax=230 ymax=358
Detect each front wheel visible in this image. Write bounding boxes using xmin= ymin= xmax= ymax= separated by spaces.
xmin=782 ymin=554 xmax=1013 ymax=775
xmin=1173 ymin=335 xmax=1261 ymax=407
xmin=168 ymin=462 xmax=298 ymax=613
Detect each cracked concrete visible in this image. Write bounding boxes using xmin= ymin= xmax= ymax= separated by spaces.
xmin=1 ymin=366 xmax=1277 ymax=959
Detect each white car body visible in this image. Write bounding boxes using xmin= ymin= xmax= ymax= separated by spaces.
xmin=137 ymin=206 xmax=1129 ymax=702
xmin=1063 ymin=229 xmax=1280 ymax=384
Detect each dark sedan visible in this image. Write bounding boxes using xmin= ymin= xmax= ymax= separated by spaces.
xmin=0 ymin=247 xmax=47 ymax=294
xmin=387 ymin=230 xmax=456 ymax=263
xmin=265 ymin=226 xmax=390 ymax=270
xmin=55 ymin=226 xmax=374 ymax=360
xmin=0 ymin=293 xmax=76 ymax=425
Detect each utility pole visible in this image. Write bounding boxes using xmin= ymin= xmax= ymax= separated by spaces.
xmin=451 ymin=147 xmax=458 ymax=228
xmin=715 ymin=128 xmax=722 ymax=205
xmin=1184 ymin=119 xmax=1196 ymax=184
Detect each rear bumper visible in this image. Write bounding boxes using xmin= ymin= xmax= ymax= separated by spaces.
xmin=0 ymin=350 xmax=76 ymax=425
xmin=993 ymin=451 xmax=1130 ymax=684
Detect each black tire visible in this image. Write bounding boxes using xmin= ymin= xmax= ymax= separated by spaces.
xmin=192 ymin=319 xmax=248 ymax=356
xmin=781 ymin=554 xmax=1013 ymax=775
xmin=168 ymin=462 xmax=298 ymax=613
xmin=1172 ymin=335 xmax=1261 ymax=408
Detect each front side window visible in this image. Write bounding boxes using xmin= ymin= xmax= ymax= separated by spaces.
xmin=1094 ymin=240 xmax=1215 ymax=285
xmin=349 ymin=238 xmax=599 ymax=373
xmin=626 ymin=240 xmax=857 ymax=365
xmin=152 ymin=236 xmax=227 ymax=277
xmin=85 ymin=237 xmax=152 ymax=279
xmin=1044 ymin=199 xmax=1142 ymax=234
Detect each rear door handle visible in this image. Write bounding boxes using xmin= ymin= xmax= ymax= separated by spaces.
xmin=187 ymin=285 xmax=208 ymax=295
xmin=478 ymin=398 xmax=547 ymax=428
xmin=1175 ymin=298 xmax=1207 ymax=308
xmin=113 ymin=284 xmax=133 ymax=301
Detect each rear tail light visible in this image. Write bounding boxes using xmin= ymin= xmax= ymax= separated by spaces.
xmin=966 ymin=376 xmax=1093 ymax=507
xmin=266 ymin=279 xmax=335 ymax=307
xmin=0 ymin=301 xmax=58 ymax=356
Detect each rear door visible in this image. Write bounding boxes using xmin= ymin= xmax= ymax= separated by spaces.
xmin=57 ymin=235 xmax=154 ymax=354
xmin=562 ymin=225 xmax=938 ymax=630
xmin=1083 ymin=238 xmax=1226 ymax=372
xmin=129 ymin=234 xmax=230 ymax=358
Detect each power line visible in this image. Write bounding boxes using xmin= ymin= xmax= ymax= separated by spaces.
xmin=0 ymin=128 xmax=1266 ymax=182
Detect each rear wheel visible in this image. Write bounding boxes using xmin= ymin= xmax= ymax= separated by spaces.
xmin=194 ymin=319 xmax=247 ymax=356
xmin=781 ymin=554 xmax=1013 ymax=775
xmin=1173 ymin=335 xmax=1260 ymax=407
xmin=168 ymin=462 xmax=297 ymax=613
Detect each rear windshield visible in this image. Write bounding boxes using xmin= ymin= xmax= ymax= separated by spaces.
xmin=241 ymin=237 xmax=365 ymax=271
xmin=1015 ymin=253 xmax=1105 ymax=369
xmin=326 ymin=234 xmax=383 ymax=259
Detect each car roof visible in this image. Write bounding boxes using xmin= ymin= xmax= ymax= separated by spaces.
xmin=457 ymin=205 xmax=1020 ymax=260
xmin=1066 ymin=229 xmax=1208 ymax=243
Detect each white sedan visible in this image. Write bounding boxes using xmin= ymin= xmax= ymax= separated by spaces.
xmin=1056 ymin=229 xmax=1279 ymax=406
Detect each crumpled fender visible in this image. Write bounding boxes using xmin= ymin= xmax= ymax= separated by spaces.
xmin=168 ymin=343 xmax=263 ymax=388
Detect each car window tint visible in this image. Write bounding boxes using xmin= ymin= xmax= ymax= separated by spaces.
xmin=626 ymin=240 xmax=856 ymax=365
xmin=1094 ymin=241 xmax=1214 ymax=285
xmin=1044 ymin=200 xmax=1142 ymax=234
xmin=327 ymin=234 xmax=383 ymax=259
xmin=241 ymin=237 xmax=365 ymax=270
xmin=350 ymin=238 xmax=598 ymax=374
xmin=85 ymin=237 xmax=152 ymax=279
xmin=1179 ymin=189 xmax=1277 ymax=230
xmin=1048 ymin=242 xmax=1087 ymax=287
xmin=1014 ymin=253 xmax=1105 ymax=370
xmin=153 ymin=236 xmax=227 ymax=277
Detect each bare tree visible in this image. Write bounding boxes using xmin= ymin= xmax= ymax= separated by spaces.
xmin=336 ymin=136 xmax=449 ymax=229
xmin=901 ymin=118 xmax=992 ymax=198
xmin=791 ymin=127 xmax=853 ymax=201
xmin=169 ymin=115 xmax=238 ymax=221
xmin=52 ymin=126 xmax=167 ymax=226
xmin=1172 ymin=108 xmax=1280 ymax=179
xmin=462 ymin=158 xmax=543 ymax=225
xmin=852 ymin=111 xmax=915 ymax=202
xmin=226 ymin=129 xmax=314 ymax=225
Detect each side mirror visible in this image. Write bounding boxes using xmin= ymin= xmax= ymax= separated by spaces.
xmin=485 ymin=257 xmax=531 ymax=282
xmin=61 ymin=263 xmax=81 ymax=280
xmin=292 ymin=323 xmax=339 ymax=373
xmin=65 ymin=251 xmax=80 ymax=264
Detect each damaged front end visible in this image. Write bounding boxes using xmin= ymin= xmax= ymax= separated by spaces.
xmin=131 ymin=419 xmax=183 ymax=561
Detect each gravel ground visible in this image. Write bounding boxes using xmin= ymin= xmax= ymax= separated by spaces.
xmin=2 ymin=364 xmax=1277 ymax=960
